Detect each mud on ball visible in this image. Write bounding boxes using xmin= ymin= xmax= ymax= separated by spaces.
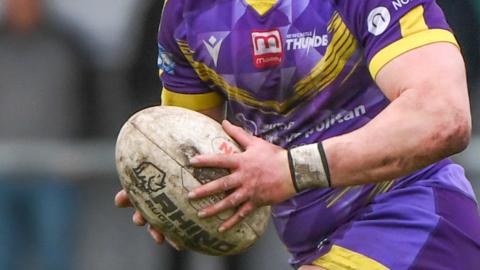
xmin=115 ymin=106 xmax=270 ymax=256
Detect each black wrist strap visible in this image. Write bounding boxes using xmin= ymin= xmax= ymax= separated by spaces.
xmin=287 ymin=149 xmax=301 ymax=193
xmin=288 ymin=142 xmax=331 ymax=193
xmin=317 ymin=142 xmax=331 ymax=187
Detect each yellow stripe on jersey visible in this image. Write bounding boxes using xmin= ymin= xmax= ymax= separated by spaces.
xmin=326 ymin=187 xmax=352 ymax=208
xmin=366 ymin=180 xmax=395 ymax=202
xmin=313 ymin=245 xmax=389 ymax=270
xmin=340 ymin=55 xmax=363 ymax=86
xmin=175 ymin=13 xmax=358 ymax=114
xmin=369 ymin=5 xmax=459 ymax=79
xmin=245 ymin=0 xmax=279 ymax=16
xmin=380 ymin=180 xmax=395 ymax=193
xmin=369 ymin=29 xmax=458 ymax=79
xmin=176 ymin=41 xmax=280 ymax=113
xmin=161 ymin=87 xmax=224 ymax=111
xmin=294 ymin=13 xmax=358 ymax=101
xmin=399 ymin=6 xmax=428 ymax=37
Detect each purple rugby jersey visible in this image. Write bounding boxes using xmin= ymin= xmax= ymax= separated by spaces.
xmin=157 ymin=0 xmax=479 ymax=268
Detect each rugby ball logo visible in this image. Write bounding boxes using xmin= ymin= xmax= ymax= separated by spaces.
xmin=132 ymin=162 xmax=167 ymax=193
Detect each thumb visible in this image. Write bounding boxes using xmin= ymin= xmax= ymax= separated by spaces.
xmin=222 ymin=120 xmax=254 ymax=148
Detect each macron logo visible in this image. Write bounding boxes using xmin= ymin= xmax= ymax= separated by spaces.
xmin=203 ymin=36 xmax=223 ymax=67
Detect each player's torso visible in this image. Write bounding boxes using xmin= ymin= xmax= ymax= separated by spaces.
xmin=173 ymin=0 xmax=390 ymax=148
xmin=173 ymin=0 xmax=394 ymax=259
xmin=166 ymin=0 xmax=470 ymax=265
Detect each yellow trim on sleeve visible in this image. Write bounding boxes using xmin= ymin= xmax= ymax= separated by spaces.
xmin=399 ymin=6 xmax=428 ymax=37
xmin=369 ymin=29 xmax=459 ymax=79
xmin=312 ymin=245 xmax=389 ymax=270
xmin=161 ymin=88 xmax=224 ymax=111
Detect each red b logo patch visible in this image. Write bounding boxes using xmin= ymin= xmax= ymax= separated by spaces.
xmin=251 ymin=29 xmax=283 ymax=69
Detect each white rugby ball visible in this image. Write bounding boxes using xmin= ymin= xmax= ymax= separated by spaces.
xmin=115 ymin=106 xmax=270 ymax=256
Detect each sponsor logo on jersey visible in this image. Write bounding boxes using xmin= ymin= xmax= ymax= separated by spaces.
xmin=367 ymin=7 xmax=391 ymax=36
xmin=288 ymin=105 xmax=367 ymax=145
xmin=285 ymin=30 xmax=328 ymax=52
xmin=392 ymin=0 xmax=415 ymax=11
xmin=203 ymin=35 xmax=223 ymax=67
xmin=158 ymin=44 xmax=175 ymax=75
xmin=251 ymin=29 xmax=283 ymax=69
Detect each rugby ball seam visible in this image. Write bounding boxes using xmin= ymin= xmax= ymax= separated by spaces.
xmin=129 ymin=120 xmax=230 ymax=225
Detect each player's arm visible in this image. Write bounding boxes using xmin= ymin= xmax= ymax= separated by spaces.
xmin=188 ymin=42 xmax=470 ymax=231
xmin=324 ymin=41 xmax=470 ymax=187
xmin=155 ymin=0 xmax=226 ymax=120
xmin=321 ymin=0 xmax=472 ymax=187
xmin=281 ymin=45 xmax=470 ymax=190
xmin=189 ymin=46 xmax=470 ymax=200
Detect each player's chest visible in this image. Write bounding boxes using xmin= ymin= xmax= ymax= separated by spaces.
xmin=180 ymin=0 xmax=339 ymax=82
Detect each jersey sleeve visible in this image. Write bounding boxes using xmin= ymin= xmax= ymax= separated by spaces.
xmin=336 ymin=0 xmax=459 ymax=79
xmin=157 ymin=0 xmax=224 ymax=111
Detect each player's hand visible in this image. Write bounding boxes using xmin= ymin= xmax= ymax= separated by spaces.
xmin=188 ymin=120 xmax=296 ymax=232
xmin=114 ymin=189 xmax=183 ymax=250
xmin=115 ymin=190 xmax=165 ymax=243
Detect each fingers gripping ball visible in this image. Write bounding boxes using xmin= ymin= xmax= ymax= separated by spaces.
xmin=115 ymin=106 xmax=270 ymax=256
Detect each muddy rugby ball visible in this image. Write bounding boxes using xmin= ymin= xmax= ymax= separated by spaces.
xmin=115 ymin=106 xmax=270 ymax=256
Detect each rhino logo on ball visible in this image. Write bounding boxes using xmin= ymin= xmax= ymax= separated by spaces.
xmin=132 ymin=162 xmax=167 ymax=193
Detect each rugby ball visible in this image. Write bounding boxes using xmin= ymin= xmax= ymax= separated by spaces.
xmin=115 ymin=106 xmax=270 ymax=256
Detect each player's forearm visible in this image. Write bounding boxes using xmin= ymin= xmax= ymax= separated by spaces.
xmin=323 ymin=86 xmax=471 ymax=187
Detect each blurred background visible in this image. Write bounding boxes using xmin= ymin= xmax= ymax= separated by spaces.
xmin=0 ymin=0 xmax=478 ymax=269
